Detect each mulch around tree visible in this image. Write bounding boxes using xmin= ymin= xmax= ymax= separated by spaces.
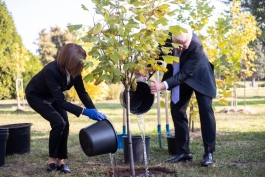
xmin=107 ymin=166 xmax=176 ymax=177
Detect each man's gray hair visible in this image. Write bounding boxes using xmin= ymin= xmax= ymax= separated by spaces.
xmin=172 ymin=23 xmax=192 ymax=42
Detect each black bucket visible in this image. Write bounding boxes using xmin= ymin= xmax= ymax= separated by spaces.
xmin=79 ymin=119 xmax=118 ymax=157
xmin=0 ymin=123 xmax=32 ymax=155
xmin=0 ymin=129 xmax=8 ymax=166
xmin=120 ymin=81 xmax=154 ymax=115
xmin=167 ymin=136 xmax=177 ymax=155
xmin=122 ymin=135 xmax=151 ymax=164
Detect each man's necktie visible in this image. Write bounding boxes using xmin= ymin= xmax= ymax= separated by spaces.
xmin=171 ymin=50 xmax=180 ymax=104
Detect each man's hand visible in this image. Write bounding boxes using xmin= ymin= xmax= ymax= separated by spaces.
xmin=149 ymin=79 xmax=165 ymax=94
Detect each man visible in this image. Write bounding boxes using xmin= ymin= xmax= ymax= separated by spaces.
xmin=149 ymin=23 xmax=216 ymax=166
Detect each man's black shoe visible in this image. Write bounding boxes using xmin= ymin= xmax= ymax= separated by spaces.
xmin=201 ymin=153 xmax=213 ymax=166
xmin=165 ymin=153 xmax=193 ymax=163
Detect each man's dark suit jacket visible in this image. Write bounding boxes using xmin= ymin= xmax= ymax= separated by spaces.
xmin=162 ymin=33 xmax=216 ymax=98
xmin=25 ymin=60 xmax=95 ymax=117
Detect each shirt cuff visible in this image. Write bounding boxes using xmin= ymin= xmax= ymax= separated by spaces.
xmin=163 ymin=81 xmax=169 ymax=90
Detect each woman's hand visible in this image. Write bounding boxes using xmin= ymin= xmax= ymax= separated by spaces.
xmin=82 ymin=109 xmax=106 ymax=121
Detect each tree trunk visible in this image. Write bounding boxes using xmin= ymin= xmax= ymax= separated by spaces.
xmin=125 ymin=87 xmax=135 ymax=177
xmin=252 ymin=77 xmax=256 ymax=87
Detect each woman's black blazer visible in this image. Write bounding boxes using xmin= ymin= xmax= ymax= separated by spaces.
xmin=25 ymin=60 xmax=95 ymax=117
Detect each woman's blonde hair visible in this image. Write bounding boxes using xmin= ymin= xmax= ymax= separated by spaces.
xmin=57 ymin=43 xmax=86 ymax=78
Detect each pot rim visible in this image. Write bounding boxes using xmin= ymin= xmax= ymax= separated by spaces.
xmin=0 ymin=123 xmax=33 ymax=129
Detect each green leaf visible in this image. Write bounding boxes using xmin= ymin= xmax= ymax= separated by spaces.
xmin=138 ymin=13 xmax=146 ymax=23
xmin=157 ymin=4 xmax=170 ymax=12
xmin=172 ymin=43 xmax=182 ymax=48
xmin=80 ymin=35 xmax=99 ymax=43
xmin=83 ymin=61 xmax=94 ymax=70
xmin=101 ymin=74 xmax=111 ymax=82
xmin=102 ymin=0 xmax=110 ymax=6
xmin=123 ymin=62 xmax=135 ymax=70
xmin=92 ymin=23 xmax=103 ymax=35
xmin=162 ymin=55 xmax=179 ymax=64
xmin=112 ymin=76 xmax=121 ymax=84
xmin=110 ymin=52 xmax=120 ymax=64
xmin=167 ymin=9 xmax=178 ymax=17
xmin=104 ymin=10 xmax=109 ymax=22
xmin=81 ymin=4 xmax=88 ymax=11
xmin=169 ymin=25 xmax=188 ymax=35
xmin=112 ymin=67 xmax=121 ymax=75
xmin=83 ymin=74 xmax=93 ymax=83
xmin=118 ymin=46 xmax=129 ymax=52
xmin=67 ymin=24 xmax=82 ymax=32
xmin=154 ymin=9 xmax=164 ymax=18
xmin=108 ymin=15 xmax=120 ymax=25
xmin=156 ymin=17 xmax=168 ymax=26
xmin=120 ymin=5 xmax=127 ymax=13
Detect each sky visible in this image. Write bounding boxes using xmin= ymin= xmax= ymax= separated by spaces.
xmin=4 ymin=0 xmax=97 ymax=54
xmin=4 ymin=0 xmax=227 ymax=55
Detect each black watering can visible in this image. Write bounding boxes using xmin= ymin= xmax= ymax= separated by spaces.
xmin=79 ymin=119 xmax=118 ymax=157
xmin=120 ymin=81 xmax=155 ymax=115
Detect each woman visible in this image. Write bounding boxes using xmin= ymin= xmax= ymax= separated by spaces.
xmin=25 ymin=43 xmax=106 ymax=173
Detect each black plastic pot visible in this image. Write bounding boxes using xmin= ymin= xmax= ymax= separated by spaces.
xmin=79 ymin=119 xmax=118 ymax=157
xmin=0 ymin=128 xmax=8 ymax=166
xmin=167 ymin=136 xmax=177 ymax=155
xmin=0 ymin=123 xmax=32 ymax=156
xmin=122 ymin=135 xmax=151 ymax=164
xmin=120 ymin=81 xmax=154 ymax=115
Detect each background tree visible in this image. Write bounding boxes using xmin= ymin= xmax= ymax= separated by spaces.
xmin=219 ymin=0 xmax=265 ymax=82
xmin=37 ymin=29 xmax=57 ymax=65
xmin=205 ymin=0 xmax=259 ymax=106
xmin=22 ymin=52 xmax=43 ymax=87
xmin=50 ymin=26 xmax=74 ymax=59
xmin=0 ymin=1 xmax=24 ymax=99
xmin=37 ymin=27 xmax=74 ymax=65
xmin=251 ymin=40 xmax=265 ymax=85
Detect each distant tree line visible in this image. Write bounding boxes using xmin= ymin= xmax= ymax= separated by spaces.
xmin=0 ymin=1 xmax=42 ymax=99
xmin=36 ymin=27 xmax=74 ymax=65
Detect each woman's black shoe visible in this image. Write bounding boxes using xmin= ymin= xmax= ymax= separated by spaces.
xmin=57 ymin=164 xmax=71 ymax=173
xmin=46 ymin=163 xmax=57 ymax=172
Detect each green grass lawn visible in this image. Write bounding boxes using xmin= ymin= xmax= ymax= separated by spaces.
xmin=0 ymin=98 xmax=264 ymax=177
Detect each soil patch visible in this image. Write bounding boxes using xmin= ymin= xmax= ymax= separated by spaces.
xmin=218 ymin=107 xmax=257 ymax=114
xmin=107 ymin=166 xmax=176 ymax=177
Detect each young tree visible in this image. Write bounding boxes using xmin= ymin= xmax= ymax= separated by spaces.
xmin=219 ymin=0 xmax=265 ymax=83
xmin=68 ymin=0 xmax=182 ymax=175
xmin=205 ymin=0 xmax=260 ymax=106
